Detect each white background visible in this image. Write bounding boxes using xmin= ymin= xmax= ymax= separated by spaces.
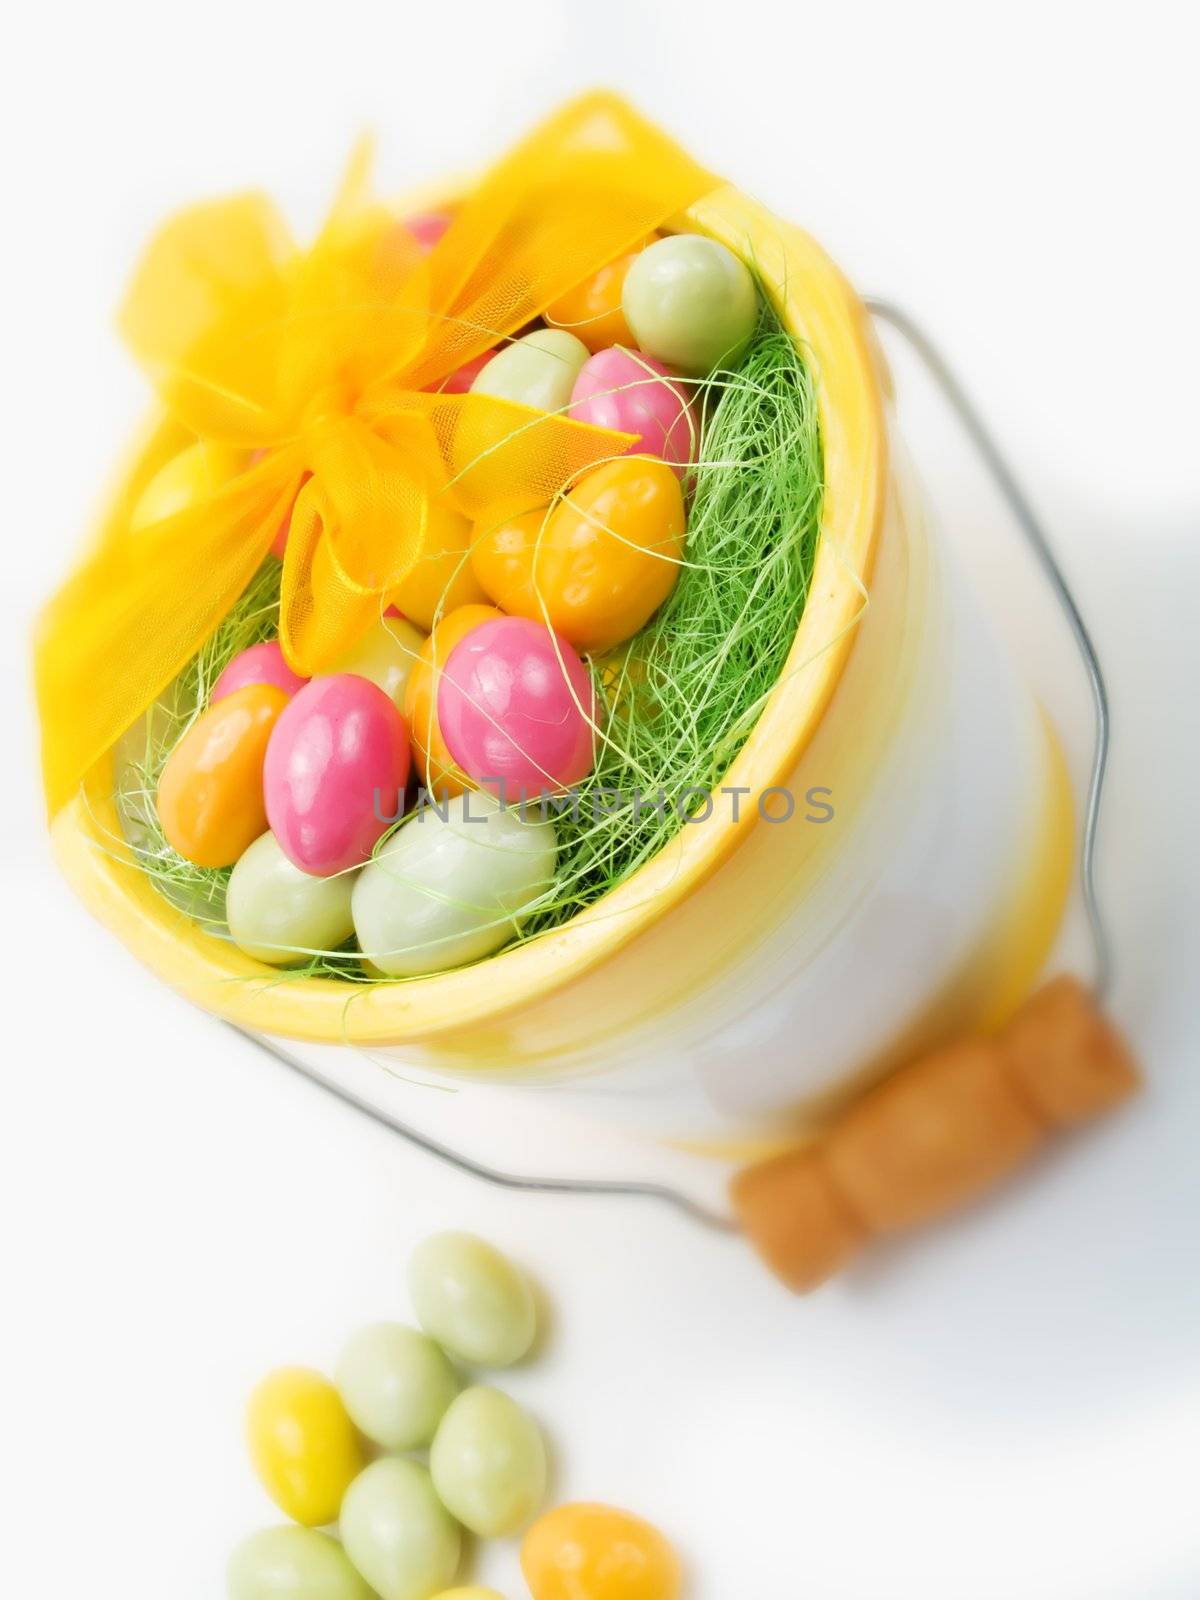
xmin=4 ymin=3 xmax=1199 ymax=1596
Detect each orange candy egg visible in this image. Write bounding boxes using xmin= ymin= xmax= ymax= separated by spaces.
xmin=521 ymin=1503 xmax=682 ymax=1600
xmin=544 ymin=239 xmax=658 ymax=353
xmin=471 ymin=458 xmax=685 ymax=655
xmin=157 ymin=684 xmax=289 ymax=867
xmin=403 ymin=604 xmax=502 ymax=797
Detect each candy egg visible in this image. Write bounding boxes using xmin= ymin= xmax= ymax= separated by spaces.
xmin=387 ymin=501 xmax=487 ymax=631
xmin=405 ymin=210 xmax=454 ymax=251
xmin=227 ymin=1527 xmax=374 ymax=1600
xmin=158 ymin=684 xmax=289 ymax=868
xmin=403 ymin=604 xmax=502 ymax=798
xmin=471 ymin=458 xmax=685 ymax=655
xmin=430 ymin=1386 xmax=547 ymax=1537
xmin=264 ymin=675 xmax=410 ymax=877
xmin=544 ymin=240 xmax=656 ymax=353
xmin=339 ymin=1458 xmax=461 ymax=1600
xmin=568 ymin=349 xmax=697 ymax=478
xmin=335 ymin=1323 xmax=460 ymax=1451
xmin=521 ymin=1504 xmax=682 ymax=1600
xmin=622 ymin=233 xmax=759 ymax=377
xmin=430 ymin=350 xmax=496 ymax=396
xmin=246 ymin=1368 xmax=365 ymax=1528
xmin=430 ymin=1591 xmax=505 ymax=1600
xmin=408 ymin=1232 xmax=537 ymax=1367
xmin=213 ymin=641 xmax=309 ymax=704
xmin=351 ymin=792 xmax=557 ymax=977
xmin=471 ymin=328 xmax=590 ymax=414
xmin=130 ymin=440 xmax=248 ymax=532
xmin=329 ymin=616 xmax=427 ymax=712
xmin=437 ymin=616 xmax=596 ymax=799
xmin=226 ymin=831 xmax=357 ymax=965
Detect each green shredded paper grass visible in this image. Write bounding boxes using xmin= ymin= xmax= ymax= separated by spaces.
xmin=111 ymin=302 xmax=823 ymax=981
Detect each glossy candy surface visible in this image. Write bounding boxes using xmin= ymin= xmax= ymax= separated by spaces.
xmin=130 ymin=440 xmax=248 ymax=532
xmin=351 ymin=793 xmax=557 ymax=977
xmin=329 ymin=617 xmax=427 ymax=712
xmin=335 ymin=1323 xmax=460 ymax=1451
xmin=430 ymin=1385 xmax=547 ymax=1537
xmin=158 ymin=684 xmax=288 ymax=868
xmin=622 ymin=233 xmax=758 ymax=377
xmin=438 ymin=616 xmax=596 ymax=798
xmin=227 ymin=1527 xmax=374 ymax=1600
xmin=387 ymin=502 xmax=487 ymax=631
xmin=227 ymin=831 xmax=357 ymax=965
xmin=213 ymin=641 xmax=309 ymax=704
xmin=568 ymin=348 xmax=696 ymax=477
xmin=404 ymin=604 xmax=502 ymax=798
xmin=521 ymin=1504 xmax=683 ymax=1600
xmin=471 ymin=459 xmax=685 ymax=655
xmin=246 ymin=1369 xmax=364 ymax=1528
xmin=544 ymin=241 xmax=655 ymax=352
xmin=471 ymin=328 xmax=590 ymax=414
xmin=339 ymin=1458 xmax=461 ymax=1600
xmin=264 ymin=675 xmax=410 ymax=877
xmin=408 ymin=1232 xmax=537 ymax=1367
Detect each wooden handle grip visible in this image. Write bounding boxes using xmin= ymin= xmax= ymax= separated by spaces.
xmin=730 ymin=977 xmax=1140 ymax=1291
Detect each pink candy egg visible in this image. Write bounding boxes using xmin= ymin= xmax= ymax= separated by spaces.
xmin=212 ymin=641 xmax=309 ymax=704
xmin=568 ymin=347 xmax=697 ymax=478
xmin=264 ymin=674 xmax=411 ymax=876
xmin=405 ymin=210 xmax=454 ymax=251
xmin=438 ymin=616 xmax=596 ymax=800
xmin=429 ymin=350 xmax=496 ymax=396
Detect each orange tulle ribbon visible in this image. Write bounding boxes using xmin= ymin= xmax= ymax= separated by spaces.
xmin=34 ymin=92 xmax=717 ymax=815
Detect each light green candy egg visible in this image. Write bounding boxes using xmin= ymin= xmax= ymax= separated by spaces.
xmin=430 ymin=1385 xmax=547 ymax=1537
xmin=471 ymin=328 xmax=589 ymax=413
xmin=227 ymin=831 xmax=356 ymax=966
xmin=227 ymin=1527 xmax=373 ymax=1600
xmin=408 ymin=1232 xmax=537 ymax=1368
xmin=335 ymin=1323 xmax=460 ymax=1451
xmin=330 ymin=616 xmax=427 ymax=711
xmin=351 ymin=794 xmax=556 ymax=977
xmin=622 ymin=233 xmax=759 ymax=376
xmin=340 ymin=1458 xmax=461 ymax=1600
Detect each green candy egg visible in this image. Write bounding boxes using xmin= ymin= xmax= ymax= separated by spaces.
xmin=408 ymin=1232 xmax=537 ymax=1368
xmin=335 ymin=1323 xmax=460 ymax=1451
xmin=227 ymin=831 xmax=356 ymax=966
xmin=471 ymin=328 xmax=589 ymax=413
xmin=227 ymin=1527 xmax=374 ymax=1600
xmin=329 ymin=616 xmax=427 ymax=711
xmin=622 ymin=233 xmax=759 ymax=376
xmin=350 ymin=794 xmax=556 ymax=978
xmin=430 ymin=1385 xmax=547 ymax=1537
xmin=340 ymin=1458 xmax=461 ymax=1600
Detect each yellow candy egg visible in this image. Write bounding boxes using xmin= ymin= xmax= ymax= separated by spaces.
xmin=522 ymin=1503 xmax=682 ymax=1600
xmin=246 ymin=1367 xmax=365 ymax=1527
xmin=388 ymin=501 xmax=487 ymax=631
xmin=130 ymin=440 xmax=249 ymax=532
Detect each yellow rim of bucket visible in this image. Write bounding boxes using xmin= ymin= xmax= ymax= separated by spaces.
xmin=51 ymin=183 xmax=889 ymax=1045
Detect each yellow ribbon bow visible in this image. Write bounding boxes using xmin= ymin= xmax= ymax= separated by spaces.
xmin=34 ymin=92 xmax=717 ymax=815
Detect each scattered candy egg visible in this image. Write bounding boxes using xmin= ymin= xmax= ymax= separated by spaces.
xmin=408 ymin=1232 xmax=537 ymax=1367
xmin=246 ymin=1368 xmax=364 ymax=1528
xmin=622 ymin=233 xmax=759 ymax=377
xmin=406 ymin=210 xmax=454 ymax=251
xmin=430 ymin=350 xmax=496 ymax=395
xmin=264 ymin=675 xmax=410 ymax=877
xmin=387 ymin=501 xmax=488 ymax=631
xmin=471 ymin=328 xmax=590 ymax=414
xmin=339 ymin=1458 xmax=461 ymax=1600
xmin=351 ymin=792 xmax=557 ymax=977
xmin=158 ymin=684 xmax=289 ymax=868
xmin=430 ymin=1385 xmax=547 ymax=1537
xmin=471 ymin=458 xmax=686 ymax=655
xmin=403 ymin=604 xmax=502 ymax=798
xmin=226 ymin=831 xmax=357 ymax=965
xmin=227 ymin=1527 xmax=374 ymax=1600
xmin=568 ymin=348 xmax=696 ymax=478
xmin=130 ymin=440 xmax=248 ymax=532
xmin=212 ymin=641 xmax=309 ymax=704
xmin=437 ymin=615 xmax=596 ymax=799
xmin=329 ymin=616 xmax=427 ymax=712
xmin=544 ymin=239 xmax=656 ymax=352
xmin=521 ymin=1504 xmax=683 ymax=1600
xmin=335 ymin=1323 xmax=460 ymax=1451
